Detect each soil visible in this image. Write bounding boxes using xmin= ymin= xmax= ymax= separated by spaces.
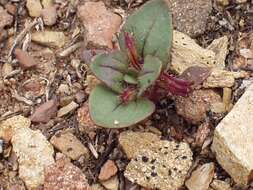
xmin=0 ymin=0 xmax=253 ymax=190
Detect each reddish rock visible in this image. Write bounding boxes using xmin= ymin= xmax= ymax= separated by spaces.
xmin=0 ymin=7 xmax=13 ymax=29
xmin=44 ymin=157 xmax=91 ymax=190
xmin=30 ymin=99 xmax=58 ymax=123
xmin=5 ymin=3 xmax=17 ymax=15
xmin=77 ymin=102 xmax=97 ymax=133
xmin=99 ymin=160 xmax=118 ymax=181
xmin=41 ymin=6 xmax=57 ymax=26
xmin=175 ymin=89 xmax=221 ymax=124
xmin=77 ymin=2 xmax=121 ymax=48
xmin=14 ymin=49 xmax=37 ymax=70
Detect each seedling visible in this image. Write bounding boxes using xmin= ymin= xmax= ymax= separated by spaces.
xmin=88 ymin=0 xmax=192 ymax=128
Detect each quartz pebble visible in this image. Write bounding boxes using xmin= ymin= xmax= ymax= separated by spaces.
xmin=99 ymin=160 xmax=118 ymax=181
xmin=26 ymin=0 xmax=43 ymax=17
xmin=124 ymin=140 xmax=193 ymax=190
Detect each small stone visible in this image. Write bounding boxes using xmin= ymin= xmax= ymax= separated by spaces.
xmin=57 ymin=84 xmax=70 ymax=96
xmin=124 ymin=140 xmax=193 ymax=190
xmin=185 ymin=163 xmax=215 ymax=190
xmin=12 ymin=127 xmax=55 ymax=189
xmin=77 ymin=102 xmax=97 ymax=133
xmin=212 ymin=84 xmax=253 ymax=186
xmin=207 ymin=36 xmax=229 ymax=69
xmin=57 ymin=101 xmax=79 ymax=117
xmin=216 ymin=0 xmax=230 ymax=6
xmin=5 ymin=3 xmax=17 ymax=15
xmin=75 ymin=91 xmax=86 ymax=103
xmin=1 ymin=62 xmax=13 ymax=78
xmin=171 ymin=31 xmax=215 ymax=74
xmin=175 ymin=89 xmax=221 ymax=124
xmin=44 ymin=156 xmax=91 ymax=190
xmin=119 ymin=131 xmax=160 ymax=159
xmin=101 ymin=176 xmax=119 ymax=190
xmin=0 ymin=7 xmax=13 ymax=29
xmin=99 ymin=160 xmax=118 ymax=181
xmin=91 ymin=183 xmax=104 ymax=190
xmin=85 ymin=75 xmax=101 ymax=94
xmin=14 ymin=49 xmax=37 ymax=70
xmin=77 ymin=1 xmax=122 ymax=48
xmin=236 ymin=0 xmax=247 ymax=4
xmin=166 ymin=0 xmax=212 ymax=37
xmin=42 ymin=6 xmax=57 ymax=26
xmin=0 ymin=115 xmax=30 ymax=142
xmin=50 ymin=131 xmax=89 ymax=160
xmin=30 ymin=99 xmax=58 ymax=123
xmin=41 ymin=0 xmax=54 ymax=8
xmin=194 ymin=122 xmax=211 ymax=147
xmin=26 ymin=0 xmax=43 ymax=17
xmin=32 ymin=31 xmax=67 ymax=48
xmin=211 ymin=180 xmax=232 ymax=190
xmin=203 ymin=69 xmax=235 ymax=88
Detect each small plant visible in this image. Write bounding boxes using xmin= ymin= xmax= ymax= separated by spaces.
xmin=88 ymin=0 xmax=192 ymax=128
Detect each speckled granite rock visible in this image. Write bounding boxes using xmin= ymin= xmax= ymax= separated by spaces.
xmin=166 ymin=0 xmax=212 ymax=37
xmin=124 ymin=140 xmax=193 ymax=190
xmin=119 ymin=131 xmax=160 ymax=159
xmin=212 ymin=83 xmax=253 ymax=186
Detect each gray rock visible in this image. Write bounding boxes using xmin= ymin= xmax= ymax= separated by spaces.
xmin=166 ymin=0 xmax=212 ymax=37
xmin=212 ymin=83 xmax=253 ymax=186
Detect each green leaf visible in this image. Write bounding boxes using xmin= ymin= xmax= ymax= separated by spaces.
xmin=124 ymin=74 xmax=138 ymax=84
xmin=119 ymin=0 xmax=173 ymax=69
xmin=89 ymin=84 xmax=155 ymax=128
xmin=138 ymin=55 xmax=162 ymax=96
xmin=90 ymin=51 xmax=129 ymax=93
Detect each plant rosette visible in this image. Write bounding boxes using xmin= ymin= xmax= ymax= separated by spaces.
xmin=88 ymin=0 xmax=192 ymax=128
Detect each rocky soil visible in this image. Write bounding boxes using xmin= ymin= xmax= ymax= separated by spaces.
xmin=0 ymin=0 xmax=253 ymax=190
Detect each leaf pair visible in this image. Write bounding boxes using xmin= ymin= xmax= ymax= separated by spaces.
xmin=89 ymin=0 xmax=173 ymax=128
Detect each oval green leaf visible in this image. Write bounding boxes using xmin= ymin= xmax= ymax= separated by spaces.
xmin=89 ymin=84 xmax=155 ymax=128
xmin=90 ymin=51 xmax=129 ymax=93
xmin=119 ymin=0 xmax=173 ymax=69
xmin=138 ymin=55 xmax=162 ymax=96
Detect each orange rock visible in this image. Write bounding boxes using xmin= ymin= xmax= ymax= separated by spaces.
xmin=99 ymin=160 xmax=118 ymax=181
xmin=14 ymin=49 xmax=37 ymax=70
xmin=30 ymin=99 xmax=58 ymax=123
xmin=77 ymin=2 xmax=121 ymax=49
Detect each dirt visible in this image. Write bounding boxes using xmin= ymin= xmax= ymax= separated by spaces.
xmin=0 ymin=0 xmax=253 ymax=190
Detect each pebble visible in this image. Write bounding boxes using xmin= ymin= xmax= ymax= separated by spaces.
xmin=57 ymin=101 xmax=79 ymax=117
xmin=119 ymin=131 xmax=160 ymax=159
xmin=41 ymin=0 xmax=54 ymax=8
xmin=31 ymin=31 xmax=67 ymax=48
xmin=30 ymin=99 xmax=58 ymax=123
xmin=211 ymin=179 xmax=232 ymax=190
xmin=0 ymin=6 xmax=13 ymax=29
xmin=185 ymin=163 xmax=215 ymax=190
xmin=175 ymin=89 xmax=221 ymax=124
xmin=1 ymin=62 xmax=13 ymax=78
xmin=12 ymin=127 xmax=54 ymax=189
xmin=166 ymin=0 xmax=212 ymax=37
xmin=26 ymin=0 xmax=43 ymax=17
xmin=77 ymin=102 xmax=98 ymax=133
xmin=44 ymin=156 xmax=91 ymax=190
xmin=5 ymin=3 xmax=17 ymax=15
xmin=212 ymin=83 xmax=253 ymax=186
xmin=101 ymin=176 xmax=119 ymax=190
xmin=0 ymin=115 xmax=31 ymax=142
xmin=41 ymin=6 xmax=57 ymax=26
xmin=124 ymin=140 xmax=193 ymax=190
xmin=77 ymin=1 xmax=122 ymax=48
xmin=236 ymin=0 xmax=247 ymax=4
xmin=50 ymin=131 xmax=89 ymax=160
xmin=14 ymin=49 xmax=37 ymax=70
xmin=99 ymin=160 xmax=118 ymax=181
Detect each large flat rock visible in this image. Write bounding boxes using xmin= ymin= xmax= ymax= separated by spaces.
xmin=212 ymin=83 xmax=253 ymax=186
